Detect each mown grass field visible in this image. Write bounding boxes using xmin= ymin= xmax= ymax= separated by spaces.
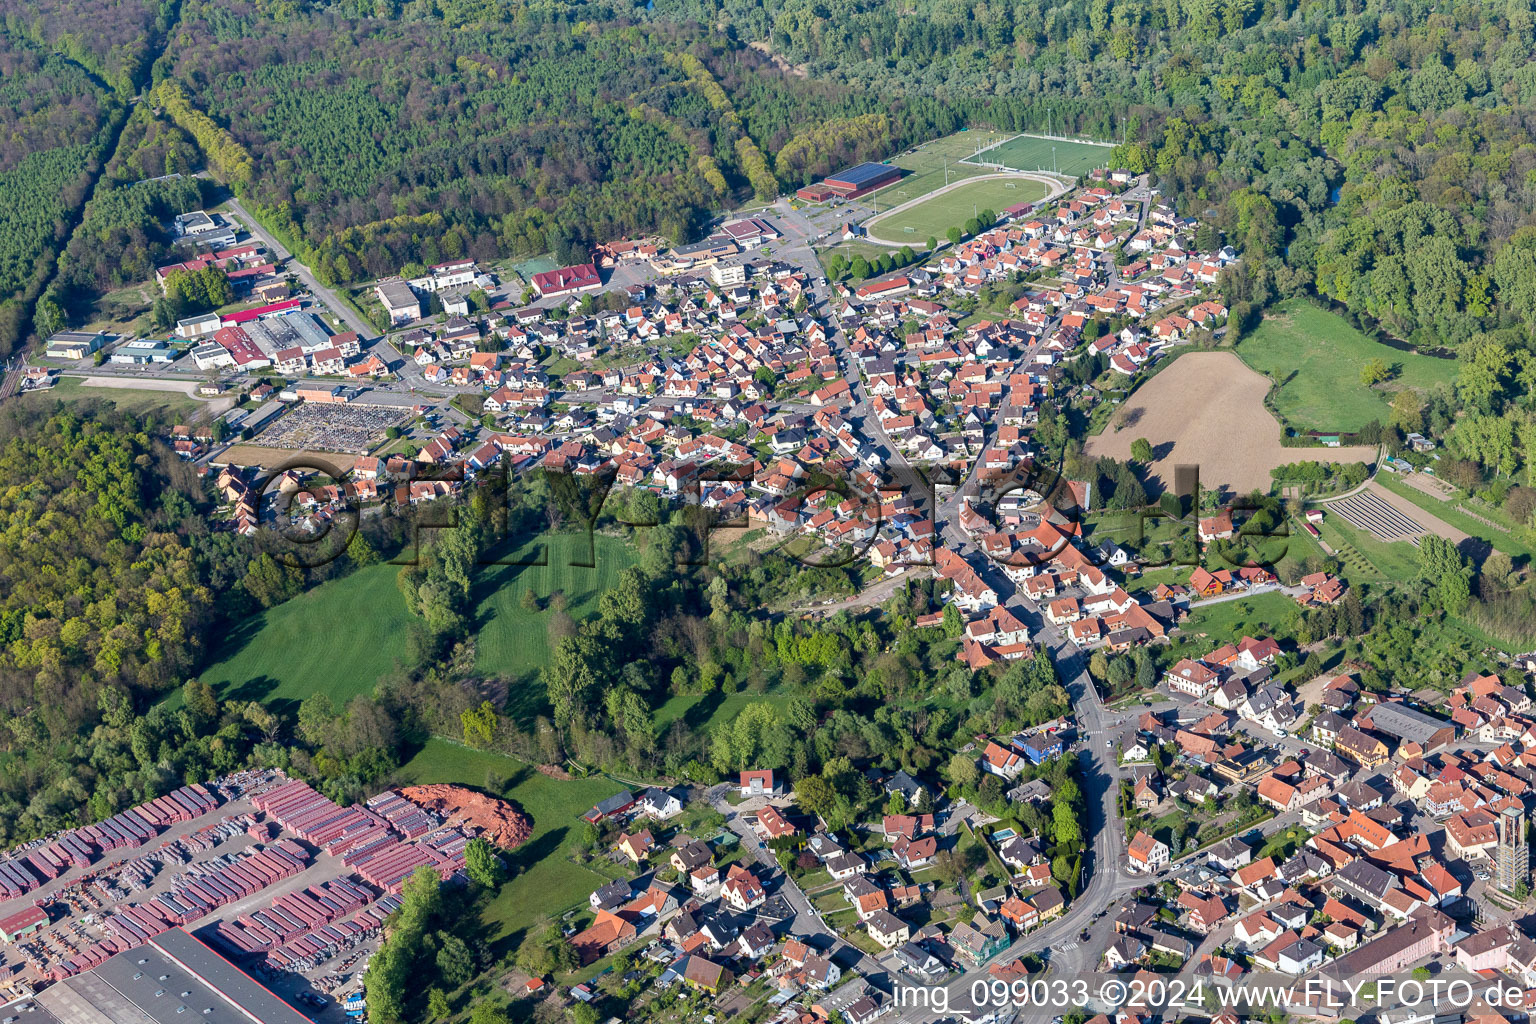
xmin=879 ymin=129 xmax=1015 ymax=206
xmin=869 ymin=177 xmax=1049 ymax=240
xmin=1181 ymin=590 xmax=1302 ymax=644
xmin=394 ymin=739 xmax=625 ymax=945
xmin=196 ymin=533 xmax=639 ymax=717
xmin=973 ymin=134 xmax=1114 ymax=177
xmin=1236 ymin=300 xmax=1458 ymax=434
xmin=21 ymin=375 xmax=204 ymax=420
xmin=198 ymin=562 xmax=417 ymax=711
xmin=472 ymin=533 xmax=640 ymax=711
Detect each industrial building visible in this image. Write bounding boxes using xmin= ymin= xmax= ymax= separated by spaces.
xmin=374 ymin=279 xmax=421 ymax=326
xmin=109 ymin=340 xmax=176 ymax=365
xmin=1358 ymin=701 xmax=1457 ymax=753
xmin=174 ymin=313 xmax=223 ymax=340
xmin=173 ymin=210 xmax=239 ymax=250
xmin=0 ymin=906 xmax=47 ymax=944
xmin=35 ymin=927 xmax=312 ymax=1023
xmin=43 ymin=332 xmax=109 ymax=361
xmin=825 ymin=162 xmax=902 ymax=199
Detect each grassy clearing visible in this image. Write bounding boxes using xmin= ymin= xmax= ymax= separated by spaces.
xmin=972 ymin=134 xmax=1113 ymax=177
xmin=80 ymin=281 xmax=158 ymax=337
xmin=868 ymin=177 xmax=1048 ymax=240
xmin=394 ymin=738 xmax=625 ymax=946
xmin=1236 ymin=300 xmax=1457 ymax=433
xmin=21 ymin=375 xmax=204 ymax=420
xmin=653 ymin=689 xmax=797 ymax=739
xmin=472 ymin=533 xmax=640 ymax=715
xmin=1180 ymin=591 xmax=1301 ymax=644
xmin=196 ymin=533 xmax=638 ymax=718
xmin=197 ymin=562 xmax=417 ymax=713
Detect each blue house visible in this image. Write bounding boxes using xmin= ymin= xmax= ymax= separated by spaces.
xmin=1019 ymin=736 xmax=1063 ymax=764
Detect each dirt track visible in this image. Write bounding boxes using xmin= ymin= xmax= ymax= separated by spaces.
xmin=1086 ymin=352 xmax=1377 ymax=494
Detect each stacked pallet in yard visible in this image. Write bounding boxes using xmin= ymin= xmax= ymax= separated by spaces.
xmin=350 ymin=829 xmax=469 ymax=894
xmin=46 ymin=841 xmax=316 ymax=978
xmin=367 ymin=790 xmax=437 ymax=839
xmin=133 ymin=785 xmax=220 ymax=829
xmin=12 ymin=785 xmax=223 ymax=904
xmin=260 ymin=893 xmax=402 ymax=970
xmin=53 ymin=902 xmax=176 ymax=979
xmin=0 ymin=859 xmax=41 ymax=900
xmin=252 ymin=780 xmax=382 ymax=849
xmin=216 ymin=877 xmax=374 ymax=954
xmin=152 ymin=840 xmax=310 ymax=926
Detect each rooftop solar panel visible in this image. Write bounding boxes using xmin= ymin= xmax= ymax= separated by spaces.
xmin=826 ymin=162 xmax=897 ymax=188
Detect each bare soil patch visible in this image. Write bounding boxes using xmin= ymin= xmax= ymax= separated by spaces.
xmin=400 ymin=783 xmax=534 ymax=850
xmin=1085 ymin=352 xmax=1377 ymax=494
xmin=1364 ymin=481 xmax=1470 ymax=545
xmin=216 ymin=444 xmax=353 ymax=471
xmin=1401 ymin=471 xmax=1457 ymax=500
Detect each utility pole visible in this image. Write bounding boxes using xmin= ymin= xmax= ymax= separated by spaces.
xmin=1053 ymin=146 xmax=1058 ymax=175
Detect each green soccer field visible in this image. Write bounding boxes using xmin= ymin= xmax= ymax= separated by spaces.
xmin=867 ymin=177 xmax=1050 ymax=240
xmin=975 ymin=134 xmax=1114 ymax=177
xmin=878 ymin=129 xmax=1016 ymax=206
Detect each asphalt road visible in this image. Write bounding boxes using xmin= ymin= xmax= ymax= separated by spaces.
xmin=706 ymin=785 xmax=888 ymax=979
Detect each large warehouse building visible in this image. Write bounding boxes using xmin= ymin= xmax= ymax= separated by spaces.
xmin=34 ymin=927 xmax=313 ymax=1024
xmin=1358 ymin=700 xmax=1457 ymax=753
xmin=795 ymin=162 xmax=902 ymax=202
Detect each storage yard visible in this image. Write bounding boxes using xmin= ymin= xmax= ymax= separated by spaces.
xmin=0 ymin=770 xmax=487 ymax=1016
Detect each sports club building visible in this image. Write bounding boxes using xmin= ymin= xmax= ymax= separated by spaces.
xmin=795 ymin=162 xmax=902 ymax=202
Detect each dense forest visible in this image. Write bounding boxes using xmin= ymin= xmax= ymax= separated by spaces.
xmin=630 ymin=0 xmax=1536 ymax=354
xmin=19 ymin=0 xmax=1536 ymax=351
xmin=0 ymin=404 xmax=412 ymax=843
xmin=123 ymin=0 xmax=1536 ymax=352
xmin=0 ymin=0 xmax=183 ymax=356
xmin=0 ymin=39 xmax=121 ymax=356
xmin=154 ymin=0 xmax=951 ymax=285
